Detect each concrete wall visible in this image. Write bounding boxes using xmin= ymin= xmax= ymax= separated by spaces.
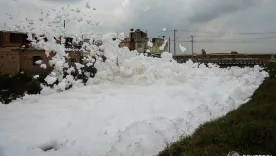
xmin=0 ymin=48 xmax=20 ymax=75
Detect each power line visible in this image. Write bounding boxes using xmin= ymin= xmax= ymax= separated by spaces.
xmin=174 ymin=29 xmax=176 ymax=56
xmin=176 ymin=36 xmax=192 ymax=38
xmin=154 ymin=29 xmax=276 ymax=36
xmin=168 ymin=37 xmax=171 ymax=53
xmin=196 ymin=41 xmax=276 ymax=43
xmin=171 ymin=39 xmax=276 ymax=43
xmin=172 ymin=36 xmax=276 ymax=42
xmin=175 ymin=29 xmax=276 ymax=35
xmin=239 ymin=36 xmax=276 ymax=40
xmin=194 ymin=36 xmax=276 ymax=43
xmin=191 ymin=35 xmax=194 ymax=55
xmin=197 ymin=36 xmax=276 ymax=41
xmin=180 ymin=34 xmax=276 ymax=37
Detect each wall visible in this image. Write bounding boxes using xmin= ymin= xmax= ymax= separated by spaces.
xmin=149 ymin=38 xmax=168 ymax=54
xmin=128 ymin=30 xmax=149 ymax=52
xmin=135 ymin=41 xmax=147 ymax=53
xmin=67 ymin=51 xmax=82 ymax=65
xmin=0 ymin=48 xmax=20 ymax=75
xmin=19 ymin=49 xmax=53 ymax=74
xmin=0 ymin=32 xmax=24 ymax=48
xmin=0 ymin=32 xmax=3 ymax=48
xmin=0 ymin=31 xmax=83 ymax=75
xmin=119 ymin=38 xmax=130 ymax=48
xmin=19 ymin=50 xmax=82 ymax=73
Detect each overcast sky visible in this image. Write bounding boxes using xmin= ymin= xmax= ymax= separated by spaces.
xmin=1 ymin=0 xmax=276 ymax=54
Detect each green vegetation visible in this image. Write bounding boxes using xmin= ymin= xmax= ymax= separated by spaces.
xmin=0 ymin=73 xmax=44 ymax=104
xmin=158 ymin=63 xmax=276 ymax=156
xmin=0 ymin=65 xmax=97 ymax=104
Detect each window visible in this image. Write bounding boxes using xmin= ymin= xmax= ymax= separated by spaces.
xmin=130 ymin=33 xmax=134 ymax=39
xmin=65 ymin=37 xmax=73 ymax=47
xmin=22 ymin=34 xmax=31 ymax=48
xmin=10 ymin=33 xmax=22 ymax=43
xmin=23 ymin=34 xmax=30 ymax=44
xmin=32 ymin=56 xmax=43 ymax=65
xmin=137 ymin=44 xmax=142 ymax=48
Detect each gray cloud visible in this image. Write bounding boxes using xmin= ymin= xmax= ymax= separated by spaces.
xmin=41 ymin=0 xmax=81 ymax=2
xmin=0 ymin=0 xmax=275 ymax=53
xmin=119 ymin=0 xmax=261 ymax=32
xmin=188 ymin=0 xmax=260 ymax=23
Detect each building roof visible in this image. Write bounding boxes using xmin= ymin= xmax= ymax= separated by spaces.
xmin=0 ymin=30 xmax=28 ymax=34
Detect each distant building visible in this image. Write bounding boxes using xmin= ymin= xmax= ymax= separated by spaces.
xmin=119 ymin=29 xmax=149 ymax=53
xmin=119 ymin=29 xmax=168 ymax=54
xmin=0 ymin=31 xmax=31 ymax=48
xmin=0 ymin=31 xmax=82 ymax=76
xmin=149 ymin=37 xmax=168 ymax=54
xmin=119 ymin=37 xmax=130 ymax=48
xmin=129 ymin=29 xmax=149 ymax=52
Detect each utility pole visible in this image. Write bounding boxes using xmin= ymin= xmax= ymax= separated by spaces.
xmin=191 ymin=35 xmax=194 ymax=55
xmin=174 ymin=30 xmax=176 ymax=57
xmin=64 ymin=20 xmax=65 ymax=29
xmin=168 ymin=37 xmax=171 ymax=53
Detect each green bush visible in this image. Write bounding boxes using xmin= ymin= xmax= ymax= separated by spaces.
xmin=0 ymin=64 xmax=98 ymax=104
xmin=0 ymin=73 xmax=42 ymax=104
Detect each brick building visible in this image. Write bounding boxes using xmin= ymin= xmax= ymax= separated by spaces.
xmin=129 ymin=29 xmax=149 ymax=52
xmin=119 ymin=29 xmax=149 ymax=53
xmin=0 ymin=48 xmax=20 ymax=75
xmin=119 ymin=37 xmax=130 ymax=48
xmin=149 ymin=37 xmax=168 ymax=54
xmin=0 ymin=31 xmax=30 ymax=48
xmin=0 ymin=31 xmax=82 ymax=76
xmin=119 ymin=29 xmax=168 ymax=54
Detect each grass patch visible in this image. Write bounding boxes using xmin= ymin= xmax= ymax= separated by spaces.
xmin=158 ymin=63 xmax=276 ymax=156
